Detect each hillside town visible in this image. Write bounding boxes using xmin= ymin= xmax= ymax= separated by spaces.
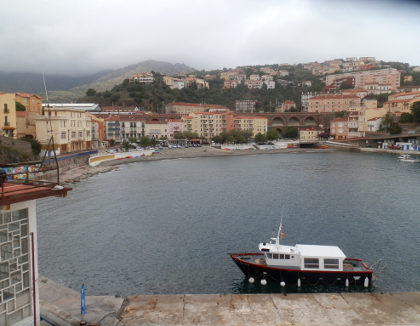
xmin=1 ymin=57 xmax=420 ymax=156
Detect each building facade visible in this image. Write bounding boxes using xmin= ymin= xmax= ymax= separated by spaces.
xmin=235 ymin=100 xmax=257 ymax=113
xmin=36 ymin=107 xmax=92 ymax=153
xmin=0 ymin=93 xmax=17 ymax=138
xmin=165 ymin=102 xmax=229 ymax=114
xmin=308 ymin=94 xmax=361 ymax=113
xmin=233 ymin=116 xmax=267 ymax=137
xmin=330 ymin=118 xmax=349 ymax=140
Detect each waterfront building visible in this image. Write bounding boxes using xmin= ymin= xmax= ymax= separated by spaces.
xmin=0 ymin=173 xmax=69 ymax=325
xmin=233 ymin=116 xmax=267 ymax=137
xmin=120 ymin=116 xmax=145 ymax=141
xmin=36 ymin=107 xmax=92 ymax=153
xmin=167 ymin=119 xmax=184 ymax=139
xmin=104 ymin=116 xmax=121 ymax=143
xmin=383 ymin=92 xmax=420 ymax=114
xmin=330 ymin=118 xmax=349 ymax=140
xmin=301 ymin=92 xmax=319 ymax=112
xmin=299 ymin=127 xmax=322 ymax=141
xmin=0 ymin=93 xmax=17 ymax=138
xmin=235 ymin=100 xmax=257 ymax=113
xmin=182 ymin=111 xmax=234 ymax=140
xmin=89 ymin=114 xmax=105 ymax=149
xmin=145 ymin=121 xmax=168 ymax=139
xmin=308 ymin=94 xmax=361 ymax=113
xmin=396 ymin=85 xmax=420 ymax=93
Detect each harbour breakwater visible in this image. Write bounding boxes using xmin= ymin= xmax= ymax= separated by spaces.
xmin=39 ymin=276 xmax=420 ymax=326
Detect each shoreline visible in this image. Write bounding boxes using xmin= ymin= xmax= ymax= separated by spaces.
xmin=57 ymin=145 xmax=418 ymax=185
xmin=58 ymin=147 xmax=335 ymax=184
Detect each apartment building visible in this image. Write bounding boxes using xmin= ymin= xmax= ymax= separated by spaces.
xmin=233 ymin=116 xmax=267 ymax=137
xmin=36 ymin=107 xmax=92 ymax=153
xmin=145 ymin=121 xmax=168 ymax=139
xmin=245 ymin=80 xmax=263 ymax=89
xmin=308 ymin=94 xmax=361 ymax=113
xmin=120 ymin=116 xmax=145 ymax=141
xmin=89 ymin=114 xmax=105 ymax=148
xmin=0 ymin=93 xmax=17 ymax=138
xmin=165 ymin=102 xmax=229 ymax=114
xmin=182 ymin=111 xmax=234 ymax=139
xmin=104 ymin=116 xmax=121 ymax=143
xmin=223 ymin=80 xmax=238 ymax=89
xmin=330 ymin=118 xmax=349 ymax=140
xmin=364 ymin=83 xmax=392 ymax=95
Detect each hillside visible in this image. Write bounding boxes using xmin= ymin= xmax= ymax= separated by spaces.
xmin=0 ymin=60 xmax=196 ymax=102
xmin=79 ymin=65 xmax=324 ymax=111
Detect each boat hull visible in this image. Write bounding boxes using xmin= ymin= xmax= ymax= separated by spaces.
xmin=230 ymin=253 xmax=373 ymax=286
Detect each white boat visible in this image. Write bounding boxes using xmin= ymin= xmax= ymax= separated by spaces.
xmin=230 ymin=223 xmax=372 ymax=287
xmin=398 ymin=155 xmax=419 ymax=163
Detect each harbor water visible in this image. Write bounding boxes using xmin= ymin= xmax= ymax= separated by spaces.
xmin=37 ymin=151 xmax=420 ymax=296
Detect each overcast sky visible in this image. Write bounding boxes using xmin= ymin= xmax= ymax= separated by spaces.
xmin=1 ymin=0 xmax=419 ymax=75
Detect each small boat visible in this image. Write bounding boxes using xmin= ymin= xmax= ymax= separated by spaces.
xmin=230 ymin=223 xmax=372 ymax=287
xmin=398 ymin=154 xmax=419 ymax=163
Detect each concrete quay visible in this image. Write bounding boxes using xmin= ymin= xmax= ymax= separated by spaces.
xmin=38 ymin=276 xmax=420 ymax=326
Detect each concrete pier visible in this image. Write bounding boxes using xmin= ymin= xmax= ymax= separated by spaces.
xmin=39 ymin=276 xmax=420 ymax=326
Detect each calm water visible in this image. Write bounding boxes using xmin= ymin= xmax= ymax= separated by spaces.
xmin=37 ymin=152 xmax=420 ymax=296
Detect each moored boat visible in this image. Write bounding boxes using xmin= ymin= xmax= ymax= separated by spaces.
xmin=398 ymin=154 xmax=419 ymax=163
xmin=230 ymin=224 xmax=372 ymax=287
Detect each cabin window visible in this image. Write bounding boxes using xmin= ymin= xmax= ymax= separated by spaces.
xmin=266 ymin=253 xmax=272 ymax=259
xmin=272 ymin=254 xmax=279 ymax=259
xmin=280 ymin=254 xmax=284 ymax=259
xmin=324 ymin=259 xmax=339 ymax=269
xmin=285 ymin=255 xmax=290 ymax=259
xmin=304 ymin=258 xmax=319 ymax=269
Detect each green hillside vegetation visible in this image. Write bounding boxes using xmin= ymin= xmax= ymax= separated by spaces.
xmin=80 ymin=65 xmax=323 ymax=112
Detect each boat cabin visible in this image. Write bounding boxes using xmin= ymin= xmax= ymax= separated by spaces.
xmin=258 ymin=241 xmax=346 ymax=271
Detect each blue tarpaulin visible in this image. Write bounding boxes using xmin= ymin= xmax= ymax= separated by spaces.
xmin=81 ymin=284 xmax=86 ymax=315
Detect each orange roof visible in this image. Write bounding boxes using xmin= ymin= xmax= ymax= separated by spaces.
xmin=16 ymin=93 xmax=42 ymax=99
xmin=235 ymin=116 xmax=266 ymax=120
xmin=330 ymin=118 xmax=347 ymax=122
xmin=392 ymin=91 xmax=420 ymax=98
xmin=384 ymin=98 xmax=418 ymax=104
xmin=342 ymin=89 xmax=366 ymax=92
xmin=170 ymin=102 xmax=228 ymax=109
xmin=299 ymin=127 xmax=322 ymax=131
xmin=0 ymin=181 xmax=70 ymax=206
xmin=146 ymin=121 xmax=167 ymax=125
xmin=167 ymin=119 xmax=183 ymax=123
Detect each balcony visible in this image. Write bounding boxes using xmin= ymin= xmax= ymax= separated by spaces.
xmin=348 ymin=121 xmax=358 ymax=128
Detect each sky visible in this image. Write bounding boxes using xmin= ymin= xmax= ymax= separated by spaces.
xmin=1 ymin=0 xmax=419 ymax=75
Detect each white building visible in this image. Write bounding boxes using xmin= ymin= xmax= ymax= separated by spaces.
xmin=367 ymin=117 xmax=383 ymax=132
xmin=264 ymin=80 xmax=275 ymax=89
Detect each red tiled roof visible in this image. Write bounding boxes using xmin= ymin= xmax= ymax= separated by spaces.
xmin=170 ymin=102 xmax=228 ymax=109
xmin=368 ymin=117 xmax=382 ymax=121
xmin=0 ymin=181 xmax=70 ymax=206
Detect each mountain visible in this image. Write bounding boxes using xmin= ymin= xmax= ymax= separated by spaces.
xmin=0 ymin=60 xmax=196 ymax=102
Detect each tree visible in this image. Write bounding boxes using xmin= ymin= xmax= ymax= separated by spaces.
xmin=389 ymin=125 xmax=402 ymax=135
xmin=19 ymin=136 xmax=41 ymax=155
xmin=335 ymin=111 xmax=347 ymax=118
xmin=212 ymin=135 xmax=223 ymax=144
xmin=381 ymin=113 xmax=394 ymax=132
xmin=16 ymin=102 xmax=26 ymax=111
xmin=254 ymin=133 xmax=267 ymax=144
xmin=284 ymin=127 xmax=298 ymax=139
xmin=411 ymin=101 xmax=420 ymax=122
xmin=266 ymin=129 xmax=279 ymax=141
xmin=86 ymin=88 xmax=97 ymax=96
xmin=139 ymin=136 xmax=149 ymax=147
xmin=339 ymin=81 xmax=352 ymax=90
xmin=399 ymin=113 xmax=414 ymax=123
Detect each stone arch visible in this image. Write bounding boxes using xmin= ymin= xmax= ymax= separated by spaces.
xmin=303 ymin=116 xmax=317 ymax=126
xmin=288 ymin=116 xmax=300 ymax=126
xmin=271 ymin=117 xmax=285 ymax=127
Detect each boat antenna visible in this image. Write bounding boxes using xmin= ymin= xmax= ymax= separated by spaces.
xmin=277 ymin=207 xmax=285 ymax=243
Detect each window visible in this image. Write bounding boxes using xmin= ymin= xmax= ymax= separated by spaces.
xmin=324 ymin=258 xmax=339 ymax=269
xmin=61 ymin=132 xmax=66 ymax=139
xmin=79 ymin=131 xmax=83 ymax=138
xmin=266 ymin=253 xmax=272 ymax=259
xmin=4 ymin=103 xmax=8 ymax=113
xmin=72 ymin=132 xmax=76 ymax=138
xmin=304 ymin=258 xmax=319 ymax=269
xmin=272 ymin=253 xmax=279 ymax=259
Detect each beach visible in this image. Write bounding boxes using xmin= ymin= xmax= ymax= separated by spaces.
xmin=58 ymin=146 xmax=335 ymax=184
